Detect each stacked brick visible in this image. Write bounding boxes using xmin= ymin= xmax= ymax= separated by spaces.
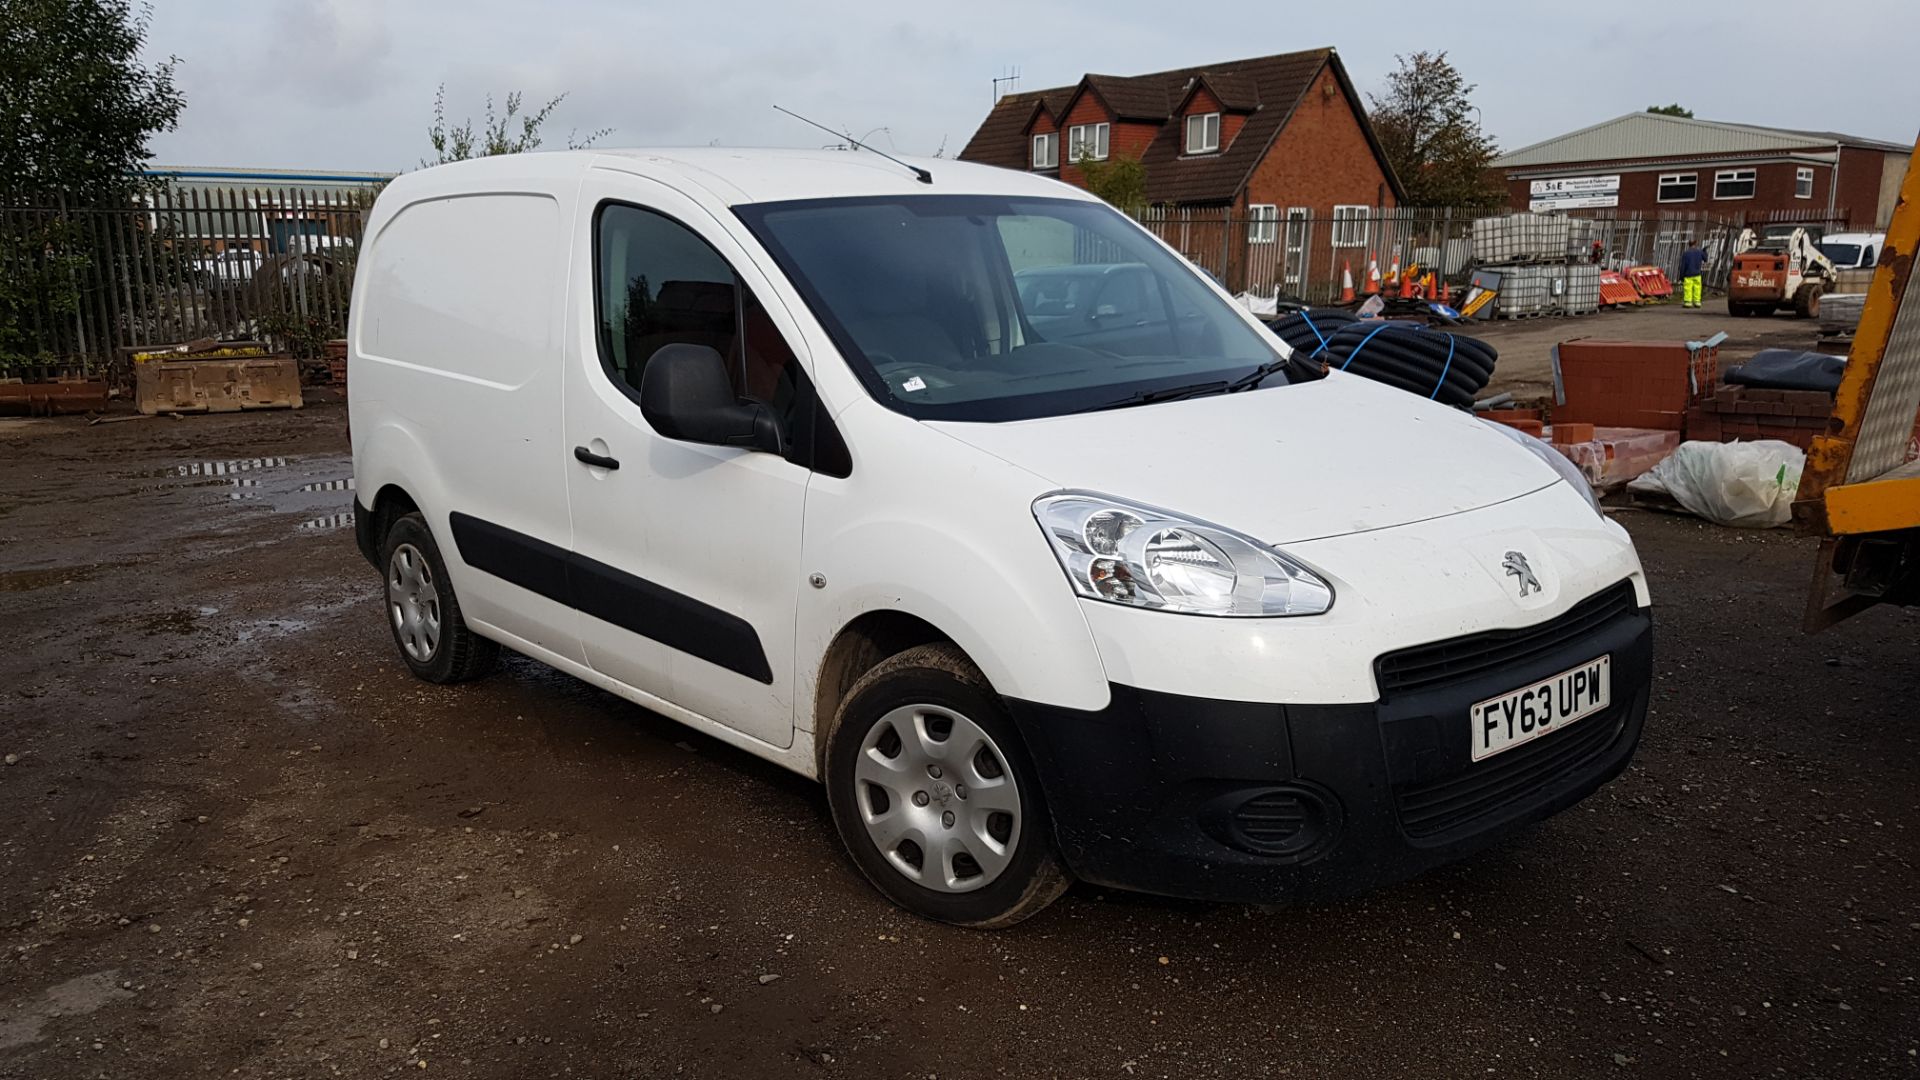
xmin=324 ymin=339 xmax=348 ymax=388
xmin=1685 ymin=387 xmax=1833 ymax=449
xmin=1553 ymin=339 xmax=1719 ymax=432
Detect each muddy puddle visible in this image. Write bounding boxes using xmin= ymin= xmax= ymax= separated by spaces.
xmin=0 ymin=563 xmax=104 ymax=592
xmin=140 ymin=455 xmax=356 ymax=532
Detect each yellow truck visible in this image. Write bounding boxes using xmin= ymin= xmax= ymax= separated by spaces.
xmin=1796 ymin=137 xmax=1920 ymax=628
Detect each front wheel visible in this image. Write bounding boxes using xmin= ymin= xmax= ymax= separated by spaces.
xmin=824 ymin=643 xmax=1070 ymax=928
xmin=1794 ymin=283 xmax=1823 ymax=319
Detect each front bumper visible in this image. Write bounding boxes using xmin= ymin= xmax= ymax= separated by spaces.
xmin=1005 ymin=581 xmax=1652 ymax=904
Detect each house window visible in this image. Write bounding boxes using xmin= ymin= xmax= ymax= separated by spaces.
xmin=1657 ymin=173 xmax=1697 ymax=203
xmin=1185 ymin=112 xmax=1221 ymax=155
xmin=1248 ymin=204 xmax=1278 ymax=243
xmin=1714 ymin=168 xmax=1757 ymax=200
xmin=1031 ymin=132 xmax=1058 ymax=170
xmin=1067 ymin=122 xmax=1109 ymax=163
xmin=1795 ymin=167 xmax=1814 ymax=199
xmin=1331 ymin=205 xmax=1369 ymax=248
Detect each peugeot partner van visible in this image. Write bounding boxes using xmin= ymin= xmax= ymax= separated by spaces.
xmin=348 ymin=149 xmax=1652 ymax=927
xmin=1818 ymin=232 xmax=1886 ymax=271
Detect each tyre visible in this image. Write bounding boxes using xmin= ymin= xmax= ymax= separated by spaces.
xmin=1794 ymin=283 xmax=1823 ymax=319
xmin=1727 ymin=301 xmax=1752 ymax=317
xmin=380 ymin=512 xmax=498 ymax=683
xmin=824 ymin=643 xmax=1070 ymax=928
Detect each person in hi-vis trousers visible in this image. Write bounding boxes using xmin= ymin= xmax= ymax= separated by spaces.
xmin=1677 ymin=240 xmax=1706 ymax=308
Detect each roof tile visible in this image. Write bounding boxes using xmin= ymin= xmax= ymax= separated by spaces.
xmin=959 ymin=48 xmax=1344 ymax=205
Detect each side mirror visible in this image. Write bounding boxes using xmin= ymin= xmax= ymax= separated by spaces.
xmin=638 ymin=343 xmax=782 ymax=454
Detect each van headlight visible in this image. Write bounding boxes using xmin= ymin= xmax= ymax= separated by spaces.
xmin=1033 ymin=493 xmax=1333 ymax=617
xmin=1482 ymin=421 xmax=1603 ymax=516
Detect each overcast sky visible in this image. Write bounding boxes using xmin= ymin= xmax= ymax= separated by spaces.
xmin=143 ymin=0 xmax=1919 ymax=173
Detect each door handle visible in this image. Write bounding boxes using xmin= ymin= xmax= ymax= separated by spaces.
xmin=573 ymin=446 xmax=620 ymax=471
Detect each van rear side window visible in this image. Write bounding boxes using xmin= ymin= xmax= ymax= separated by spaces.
xmin=360 ymin=194 xmax=558 ymax=385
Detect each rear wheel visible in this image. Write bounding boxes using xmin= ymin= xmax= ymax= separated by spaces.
xmin=824 ymin=643 xmax=1069 ymax=928
xmin=381 ymin=513 xmax=498 ymax=683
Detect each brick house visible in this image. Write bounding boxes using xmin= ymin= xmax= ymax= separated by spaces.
xmin=960 ymin=48 xmax=1405 ymax=292
xmin=1492 ymin=113 xmax=1912 ymax=229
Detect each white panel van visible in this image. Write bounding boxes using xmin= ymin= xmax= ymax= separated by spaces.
xmin=349 ymin=149 xmax=1651 ymax=927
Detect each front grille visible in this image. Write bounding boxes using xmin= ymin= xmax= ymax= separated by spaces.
xmin=1396 ymin=710 xmax=1624 ymax=839
xmin=1375 ymin=581 xmax=1638 ymax=696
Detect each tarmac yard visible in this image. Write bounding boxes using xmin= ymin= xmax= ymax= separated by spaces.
xmin=1 ymin=387 xmax=1916 ymax=1078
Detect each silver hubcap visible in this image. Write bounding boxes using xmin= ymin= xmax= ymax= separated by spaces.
xmin=854 ymin=705 xmax=1022 ymax=893
xmin=387 ymin=543 xmax=441 ymax=663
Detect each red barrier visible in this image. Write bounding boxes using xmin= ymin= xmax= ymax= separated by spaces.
xmin=1624 ymin=265 xmax=1673 ymax=299
xmin=1598 ymin=270 xmax=1643 ymax=307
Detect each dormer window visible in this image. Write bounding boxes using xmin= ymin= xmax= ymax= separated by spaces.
xmin=1031 ymin=132 xmax=1058 ymax=170
xmin=1067 ymin=122 xmax=1109 ymax=163
xmin=1185 ymin=112 xmax=1221 ymax=154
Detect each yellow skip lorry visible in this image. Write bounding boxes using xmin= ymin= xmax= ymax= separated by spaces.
xmin=1798 ymin=136 xmax=1920 ymax=629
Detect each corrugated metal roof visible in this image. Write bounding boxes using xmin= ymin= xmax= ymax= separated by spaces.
xmin=1493 ymin=113 xmax=1911 ymax=168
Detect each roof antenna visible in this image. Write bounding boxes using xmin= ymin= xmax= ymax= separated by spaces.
xmin=774 ymin=105 xmax=932 ymax=184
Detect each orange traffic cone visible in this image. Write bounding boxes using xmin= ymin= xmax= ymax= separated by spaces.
xmin=1366 ymin=258 xmax=1382 ymax=294
xmin=1340 ymin=261 xmax=1356 ymax=303
xmin=1398 ymin=266 xmax=1417 ymax=300
xmin=1386 ymin=255 xmax=1401 ymax=291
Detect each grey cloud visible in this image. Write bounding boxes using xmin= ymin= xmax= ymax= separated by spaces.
xmin=142 ymin=0 xmax=1918 ymax=173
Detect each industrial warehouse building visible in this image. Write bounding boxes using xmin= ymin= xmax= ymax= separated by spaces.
xmin=1492 ymin=113 xmax=1912 ymax=229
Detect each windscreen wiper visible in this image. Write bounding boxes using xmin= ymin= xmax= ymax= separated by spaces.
xmin=1224 ymin=356 xmax=1294 ymax=393
xmin=1071 ymin=379 xmax=1231 ymax=414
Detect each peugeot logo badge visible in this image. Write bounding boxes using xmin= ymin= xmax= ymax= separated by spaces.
xmin=1503 ymin=551 xmax=1541 ymax=597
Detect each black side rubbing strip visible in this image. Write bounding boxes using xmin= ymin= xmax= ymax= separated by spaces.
xmin=445 ymin=512 xmax=774 ymax=685
xmin=449 ymin=512 xmax=571 ymax=603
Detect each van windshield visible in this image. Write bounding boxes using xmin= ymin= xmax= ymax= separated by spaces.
xmin=734 ymin=195 xmax=1284 ymax=421
xmin=1818 ymin=242 xmax=1863 ymax=267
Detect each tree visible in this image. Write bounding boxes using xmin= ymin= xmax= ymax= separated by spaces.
xmin=1 ymin=0 xmax=184 ymax=366
xmin=1646 ymin=104 xmax=1694 ymax=118
xmin=425 ymin=86 xmax=610 ymax=166
xmin=0 ymin=0 xmax=184 ymax=196
xmin=1079 ymin=154 xmax=1147 ymax=214
xmin=1366 ymin=51 xmax=1505 ymax=210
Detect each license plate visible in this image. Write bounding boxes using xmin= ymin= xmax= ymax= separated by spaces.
xmin=1470 ymin=656 xmax=1611 ymax=762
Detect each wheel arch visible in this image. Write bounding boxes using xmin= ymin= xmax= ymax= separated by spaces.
xmin=811 ymin=610 xmax=955 ymax=776
xmin=356 ymin=483 xmax=423 ymax=567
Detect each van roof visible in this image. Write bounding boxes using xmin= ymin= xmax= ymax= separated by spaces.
xmin=385 ymin=147 xmax=1091 ymax=206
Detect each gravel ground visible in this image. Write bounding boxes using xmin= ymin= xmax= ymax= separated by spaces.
xmin=1 ymin=386 xmax=1915 ymax=1079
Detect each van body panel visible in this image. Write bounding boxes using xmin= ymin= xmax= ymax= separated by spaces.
xmin=562 ymin=172 xmax=809 ymax=749
xmin=350 ymin=181 xmax=583 ymax=664
xmin=929 ymin=372 xmax=1563 ymax=545
xmin=794 ymin=402 xmax=1115 ymax=729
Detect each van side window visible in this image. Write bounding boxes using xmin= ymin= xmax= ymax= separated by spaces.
xmin=595 ymin=203 xmax=796 ymax=414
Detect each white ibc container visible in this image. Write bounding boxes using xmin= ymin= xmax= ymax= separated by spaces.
xmin=1473 ymin=213 xmax=1571 ymax=264
xmin=1558 ymin=264 xmax=1601 ymax=314
xmin=1487 ymin=263 xmax=1551 ymax=317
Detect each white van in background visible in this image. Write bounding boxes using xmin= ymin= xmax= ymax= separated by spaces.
xmin=347 ymin=149 xmax=1652 ymax=927
xmin=1819 ymin=231 xmax=1887 ymax=271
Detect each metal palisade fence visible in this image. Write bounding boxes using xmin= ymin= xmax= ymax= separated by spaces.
xmin=1 ymin=185 xmax=372 ymax=375
xmin=1125 ymin=205 xmax=1851 ymax=304
xmin=0 ymin=185 xmax=1861 ymax=375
